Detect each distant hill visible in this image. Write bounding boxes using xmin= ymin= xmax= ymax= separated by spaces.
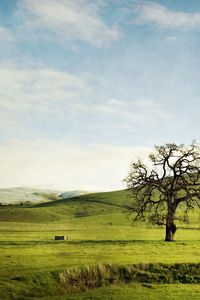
xmin=59 ymin=190 xmax=91 ymax=199
xmin=0 ymin=189 xmax=132 ymax=223
xmin=0 ymin=187 xmax=91 ymax=205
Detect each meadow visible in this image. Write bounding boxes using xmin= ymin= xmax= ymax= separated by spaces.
xmin=0 ymin=190 xmax=200 ymax=299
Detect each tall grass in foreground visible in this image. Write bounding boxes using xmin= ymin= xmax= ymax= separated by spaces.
xmin=59 ymin=263 xmax=200 ymax=293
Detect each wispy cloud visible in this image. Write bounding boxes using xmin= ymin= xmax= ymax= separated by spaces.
xmin=134 ymin=1 xmax=200 ymax=30
xmin=16 ymin=0 xmax=119 ymax=47
xmin=0 ymin=67 xmax=91 ymax=131
xmin=0 ymin=66 xmax=173 ymax=134
xmin=0 ymin=26 xmax=11 ymax=40
xmin=74 ymin=97 xmax=173 ymax=124
xmin=0 ymin=25 xmax=13 ymax=48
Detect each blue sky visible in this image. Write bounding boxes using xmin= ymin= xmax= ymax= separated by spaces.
xmin=0 ymin=0 xmax=200 ymax=190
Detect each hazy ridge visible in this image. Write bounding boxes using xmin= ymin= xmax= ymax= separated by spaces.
xmin=0 ymin=187 xmax=90 ymax=205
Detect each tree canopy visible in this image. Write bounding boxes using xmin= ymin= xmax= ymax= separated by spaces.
xmin=125 ymin=143 xmax=200 ymax=241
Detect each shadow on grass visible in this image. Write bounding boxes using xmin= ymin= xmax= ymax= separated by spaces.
xmin=67 ymin=239 xmax=162 ymax=245
xmin=0 ymin=239 xmax=168 ymax=246
xmin=35 ymin=196 xmax=131 ymax=210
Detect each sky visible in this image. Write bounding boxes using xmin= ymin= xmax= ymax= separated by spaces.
xmin=0 ymin=0 xmax=200 ymax=191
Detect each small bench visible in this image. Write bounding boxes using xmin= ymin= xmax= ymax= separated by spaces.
xmin=54 ymin=235 xmax=68 ymax=241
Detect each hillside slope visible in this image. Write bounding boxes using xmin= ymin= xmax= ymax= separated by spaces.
xmin=0 ymin=189 xmax=199 ymax=229
xmin=0 ymin=189 xmax=132 ymax=223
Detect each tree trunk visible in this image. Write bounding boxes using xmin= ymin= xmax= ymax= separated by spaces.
xmin=165 ymin=223 xmax=177 ymax=241
xmin=171 ymin=223 xmax=177 ymax=241
xmin=165 ymin=202 xmax=177 ymax=242
xmin=165 ymin=224 xmax=172 ymax=241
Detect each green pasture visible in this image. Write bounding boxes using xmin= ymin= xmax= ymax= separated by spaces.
xmin=0 ymin=190 xmax=200 ymax=299
xmin=46 ymin=283 xmax=200 ymax=300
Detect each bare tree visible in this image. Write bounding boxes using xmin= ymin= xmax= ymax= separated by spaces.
xmin=125 ymin=143 xmax=200 ymax=241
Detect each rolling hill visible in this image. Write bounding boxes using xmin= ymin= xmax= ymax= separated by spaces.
xmin=0 ymin=187 xmax=91 ymax=205
xmin=0 ymin=189 xmax=131 ymax=223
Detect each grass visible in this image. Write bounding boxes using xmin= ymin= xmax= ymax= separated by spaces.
xmin=44 ymin=283 xmax=200 ymax=300
xmin=59 ymin=263 xmax=200 ymax=292
xmin=1 ymin=189 xmax=200 ymax=299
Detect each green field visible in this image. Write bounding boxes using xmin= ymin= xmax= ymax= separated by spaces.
xmin=1 ymin=190 xmax=200 ymax=299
